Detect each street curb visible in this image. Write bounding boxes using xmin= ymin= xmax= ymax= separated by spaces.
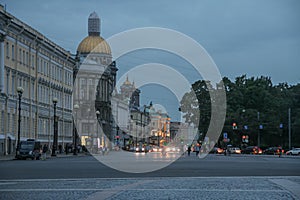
xmin=0 ymin=153 xmax=90 ymax=161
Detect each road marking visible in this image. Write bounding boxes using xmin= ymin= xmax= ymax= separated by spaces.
xmin=0 ymin=188 xmax=289 ymax=192
xmin=0 ymin=176 xmax=300 ymax=182
xmin=269 ymin=179 xmax=300 ymax=199
xmin=0 ymin=182 xmax=17 ymax=185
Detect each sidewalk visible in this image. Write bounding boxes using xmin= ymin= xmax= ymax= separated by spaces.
xmin=0 ymin=152 xmax=88 ymax=161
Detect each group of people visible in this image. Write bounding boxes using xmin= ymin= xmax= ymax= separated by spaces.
xmin=186 ymin=145 xmax=201 ymax=157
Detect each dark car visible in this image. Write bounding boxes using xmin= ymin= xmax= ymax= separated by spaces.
xmin=242 ymin=146 xmax=262 ymax=154
xmin=210 ymin=147 xmax=224 ymax=154
xmin=16 ymin=139 xmax=41 ymax=160
xmin=264 ymin=147 xmax=282 ymax=155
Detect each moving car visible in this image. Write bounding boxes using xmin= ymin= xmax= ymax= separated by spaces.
xmin=242 ymin=146 xmax=262 ymax=154
xmin=286 ymin=148 xmax=300 ymax=155
xmin=228 ymin=147 xmax=241 ymax=154
xmin=135 ymin=145 xmax=146 ymax=153
xmin=165 ymin=146 xmax=181 ymax=153
xmin=264 ymin=147 xmax=283 ymax=155
xmin=16 ymin=139 xmax=41 ymax=160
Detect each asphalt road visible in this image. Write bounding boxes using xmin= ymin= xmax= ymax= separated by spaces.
xmin=0 ymin=153 xmax=299 ymax=179
xmin=1 ymin=153 xmax=300 ymax=200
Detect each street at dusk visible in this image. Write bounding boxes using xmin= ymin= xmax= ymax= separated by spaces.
xmin=1 ymin=1 xmax=300 ymax=199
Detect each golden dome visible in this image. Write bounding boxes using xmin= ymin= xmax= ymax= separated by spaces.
xmin=124 ymin=76 xmax=131 ymax=85
xmin=77 ymin=36 xmax=111 ymax=55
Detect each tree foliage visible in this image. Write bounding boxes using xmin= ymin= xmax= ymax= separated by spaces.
xmin=180 ymin=75 xmax=300 ymax=149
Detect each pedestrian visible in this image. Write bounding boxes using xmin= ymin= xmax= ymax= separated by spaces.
xmin=42 ymin=144 xmax=48 ymax=160
xmin=102 ymin=147 xmax=106 ymax=155
xmin=65 ymin=143 xmax=69 ymax=155
xmin=58 ymin=144 xmax=62 ymax=154
xmin=187 ymin=146 xmax=191 ymax=156
xmin=198 ymin=145 xmax=202 ymax=157
xmin=278 ymin=146 xmax=283 ymax=158
xmin=195 ymin=145 xmax=200 ymax=156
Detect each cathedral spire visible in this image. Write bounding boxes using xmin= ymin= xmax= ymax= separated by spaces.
xmin=88 ymin=11 xmax=100 ymax=36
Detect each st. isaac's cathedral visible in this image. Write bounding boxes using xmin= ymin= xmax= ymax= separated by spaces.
xmin=74 ymin=12 xmax=144 ymax=150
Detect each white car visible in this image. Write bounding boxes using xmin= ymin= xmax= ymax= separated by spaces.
xmin=228 ymin=147 xmax=241 ymax=154
xmin=286 ymin=148 xmax=300 ymax=155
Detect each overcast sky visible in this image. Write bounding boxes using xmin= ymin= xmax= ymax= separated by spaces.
xmin=1 ymin=0 xmax=299 ymax=120
xmin=1 ymin=0 xmax=299 ymax=85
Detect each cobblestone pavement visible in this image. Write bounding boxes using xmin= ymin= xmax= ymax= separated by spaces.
xmin=0 ymin=176 xmax=299 ymax=200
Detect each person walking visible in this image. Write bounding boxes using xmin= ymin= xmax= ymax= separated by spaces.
xmin=187 ymin=146 xmax=191 ymax=156
xmin=42 ymin=144 xmax=48 ymax=160
xmin=278 ymin=146 xmax=283 ymax=158
xmin=195 ymin=145 xmax=200 ymax=156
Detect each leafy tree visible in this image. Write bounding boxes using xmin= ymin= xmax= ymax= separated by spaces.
xmin=180 ymin=75 xmax=300 ymax=149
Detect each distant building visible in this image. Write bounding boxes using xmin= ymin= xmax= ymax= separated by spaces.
xmin=74 ymin=12 xmax=118 ymax=149
xmin=0 ymin=5 xmax=76 ymax=155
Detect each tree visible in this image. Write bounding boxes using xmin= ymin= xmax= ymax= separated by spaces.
xmin=180 ymin=75 xmax=300 ymax=148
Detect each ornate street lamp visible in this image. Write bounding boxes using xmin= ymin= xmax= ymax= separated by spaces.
xmin=96 ymin=110 xmax=100 ymax=138
xmin=73 ymin=104 xmax=79 ymax=155
xmin=51 ymin=97 xmax=58 ymax=157
xmin=15 ymin=86 xmax=24 ymax=158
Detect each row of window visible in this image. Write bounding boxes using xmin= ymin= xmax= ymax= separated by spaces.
xmin=6 ymin=42 xmax=35 ymax=68
xmin=37 ymin=58 xmax=73 ymax=86
xmin=5 ymin=72 xmax=34 ymax=99
xmin=5 ymin=69 xmax=71 ymax=109
xmin=2 ymin=112 xmax=34 ymax=138
xmin=37 ymin=85 xmax=72 ymax=109
xmin=0 ymin=111 xmax=72 ymax=138
xmin=5 ymin=42 xmax=73 ymax=86
xmin=38 ymin=118 xmax=72 ymax=137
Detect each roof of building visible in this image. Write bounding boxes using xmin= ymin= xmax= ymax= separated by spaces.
xmin=77 ymin=35 xmax=111 ymax=55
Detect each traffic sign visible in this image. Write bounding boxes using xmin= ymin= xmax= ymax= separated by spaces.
xmin=223 ymin=132 xmax=228 ymax=139
xmin=279 ymin=123 xmax=283 ymax=129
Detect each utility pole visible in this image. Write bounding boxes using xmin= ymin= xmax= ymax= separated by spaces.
xmin=288 ymin=108 xmax=291 ymax=150
xmin=257 ymin=112 xmax=260 ymax=147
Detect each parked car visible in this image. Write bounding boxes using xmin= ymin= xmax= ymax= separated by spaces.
xmin=286 ymin=148 xmax=300 ymax=155
xmin=242 ymin=146 xmax=262 ymax=154
xmin=16 ymin=139 xmax=41 ymax=160
xmin=228 ymin=147 xmax=241 ymax=154
xmin=264 ymin=147 xmax=283 ymax=155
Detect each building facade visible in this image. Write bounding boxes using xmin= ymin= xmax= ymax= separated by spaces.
xmin=0 ymin=5 xmax=76 ymax=155
xmin=74 ymin=12 xmax=118 ymax=150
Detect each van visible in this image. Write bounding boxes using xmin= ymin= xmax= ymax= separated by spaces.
xmin=16 ymin=139 xmax=41 ymax=160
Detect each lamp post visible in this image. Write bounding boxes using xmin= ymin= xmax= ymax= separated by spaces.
xmin=51 ymin=97 xmax=58 ymax=157
xmin=73 ymin=104 xmax=79 ymax=155
xmin=140 ymin=112 xmax=143 ymax=143
xmin=15 ymin=86 xmax=24 ymax=158
xmin=257 ymin=112 xmax=261 ymax=147
xmin=96 ymin=110 xmax=100 ymax=152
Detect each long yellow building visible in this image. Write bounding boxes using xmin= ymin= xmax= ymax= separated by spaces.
xmin=0 ymin=5 xmax=76 ymax=155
